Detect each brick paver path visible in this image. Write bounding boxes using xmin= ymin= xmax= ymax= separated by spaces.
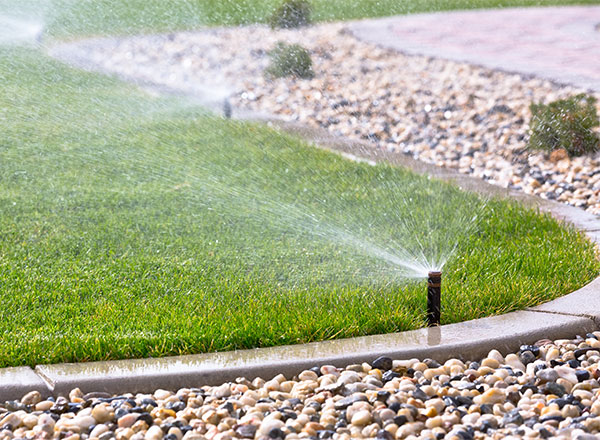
xmin=350 ymin=6 xmax=600 ymax=91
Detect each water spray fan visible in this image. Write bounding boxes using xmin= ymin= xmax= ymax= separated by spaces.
xmin=427 ymin=271 xmax=441 ymax=326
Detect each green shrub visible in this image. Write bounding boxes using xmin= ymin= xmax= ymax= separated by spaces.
xmin=266 ymin=42 xmax=314 ymax=79
xmin=269 ymin=0 xmax=312 ymax=29
xmin=528 ymin=94 xmax=600 ymax=157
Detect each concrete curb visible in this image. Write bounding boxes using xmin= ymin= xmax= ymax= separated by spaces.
xmin=3 ymin=16 xmax=599 ymax=400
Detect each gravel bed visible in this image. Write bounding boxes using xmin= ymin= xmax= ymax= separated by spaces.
xmin=5 ymin=333 xmax=600 ymax=439
xmin=50 ymin=23 xmax=600 ymax=215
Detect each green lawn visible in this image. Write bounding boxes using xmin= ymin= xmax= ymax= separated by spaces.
xmin=0 ymin=0 xmax=598 ymax=39
xmin=0 ymin=47 xmax=598 ymax=367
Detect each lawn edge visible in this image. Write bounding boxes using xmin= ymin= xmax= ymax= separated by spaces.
xmin=3 ymin=116 xmax=600 ymax=401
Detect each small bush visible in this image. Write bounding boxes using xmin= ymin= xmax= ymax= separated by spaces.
xmin=266 ymin=42 xmax=314 ymax=79
xmin=269 ymin=0 xmax=312 ymax=29
xmin=528 ymin=94 xmax=600 ymax=157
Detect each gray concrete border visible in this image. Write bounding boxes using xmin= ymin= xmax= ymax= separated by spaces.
xmin=3 ymin=17 xmax=600 ymax=400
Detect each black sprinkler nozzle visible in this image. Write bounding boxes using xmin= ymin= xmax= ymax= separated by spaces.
xmin=427 ymin=271 xmax=442 ymax=327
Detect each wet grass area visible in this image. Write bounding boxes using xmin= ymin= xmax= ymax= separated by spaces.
xmin=0 ymin=47 xmax=598 ymax=367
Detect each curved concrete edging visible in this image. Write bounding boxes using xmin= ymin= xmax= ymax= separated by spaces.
xmin=4 ymin=18 xmax=600 ymax=401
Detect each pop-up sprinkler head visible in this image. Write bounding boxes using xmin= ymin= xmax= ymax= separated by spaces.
xmin=427 ymin=271 xmax=442 ymax=327
xmin=223 ymin=98 xmax=232 ymax=119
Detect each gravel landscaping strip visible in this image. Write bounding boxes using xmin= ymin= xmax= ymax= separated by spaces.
xmin=51 ymin=22 xmax=600 ymax=214
xmin=4 ymin=333 xmax=600 ymax=439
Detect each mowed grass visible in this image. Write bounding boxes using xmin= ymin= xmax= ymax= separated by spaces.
xmin=0 ymin=0 xmax=598 ymax=39
xmin=0 ymin=48 xmax=598 ymax=367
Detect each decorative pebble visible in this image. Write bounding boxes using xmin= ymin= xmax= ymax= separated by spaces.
xmin=372 ymin=356 xmax=393 ymax=371
xmin=474 ymin=388 xmax=506 ymax=405
xmin=0 ymin=277 xmax=597 ymax=439
xmin=91 ymin=403 xmax=114 ymax=423
xmin=20 ymin=391 xmax=41 ymax=406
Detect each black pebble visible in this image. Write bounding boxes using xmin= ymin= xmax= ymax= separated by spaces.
xmin=507 ymin=391 xmax=521 ymax=405
xmin=115 ymin=408 xmax=129 ymax=419
xmin=519 ymin=351 xmax=536 ymax=365
xmin=520 ymin=345 xmax=540 ymax=356
xmin=540 ymin=415 xmax=564 ymax=423
xmin=480 ymin=404 xmax=493 ymax=415
xmin=423 ymin=358 xmax=441 ymax=368
xmin=479 ymin=420 xmax=493 ymax=433
xmin=171 ymin=420 xmax=185 ymax=429
xmin=307 ymin=401 xmax=321 ymax=411
xmin=140 ymin=398 xmax=157 ymax=407
xmin=542 ymin=382 xmax=565 ymax=397
xmin=376 ymin=429 xmax=394 ymax=440
xmin=334 ymin=420 xmax=347 ymax=430
xmin=576 ymin=370 xmax=590 ymax=382
xmin=287 ymin=398 xmax=302 ymax=408
xmin=393 ymin=415 xmax=408 ymax=426
xmin=456 ymin=396 xmax=473 ymax=407
xmin=219 ymin=402 xmax=234 ymax=413
xmin=549 ymin=398 xmax=568 ymax=409
xmin=309 ymin=366 xmax=322 ymax=377
xmin=574 ymin=347 xmax=593 ymax=359
xmin=137 ymin=413 xmax=153 ymax=426
xmin=502 ymin=409 xmax=524 ymax=426
xmin=388 ymin=402 xmax=401 ymax=413
xmin=317 ymin=430 xmax=335 ymax=439
xmin=381 ymin=371 xmax=400 ymax=383
xmin=443 ymin=396 xmax=457 ymax=407
xmin=376 ymin=390 xmax=390 ymax=402
xmin=165 ymin=401 xmax=185 ymax=412
xmin=411 ymin=388 xmax=428 ymax=401
xmin=372 ymin=356 xmax=393 ymax=371
xmin=280 ymin=411 xmax=297 ymax=422
xmin=334 ymin=395 xmax=367 ymax=411
xmin=50 ymin=402 xmax=69 ymax=414
xmin=455 ymin=429 xmax=473 ymax=440
xmin=520 ymin=384 xmax=539 ymax=394
xmin=268 ymin=428 xmax=285 ymax=439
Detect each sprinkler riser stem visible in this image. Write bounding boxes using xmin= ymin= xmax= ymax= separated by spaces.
xmin=427 ymin=271 xmax=442 ymax=327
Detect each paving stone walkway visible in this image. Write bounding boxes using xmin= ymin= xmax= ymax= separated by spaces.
xmin=350 ymin=6 xmax=600 ymax=91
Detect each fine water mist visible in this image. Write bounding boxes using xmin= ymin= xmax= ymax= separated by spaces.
xmin=70 ymin=117 xmax=487 ymax=286
xmin=0 ymin=14 xmax=43 ymax=45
